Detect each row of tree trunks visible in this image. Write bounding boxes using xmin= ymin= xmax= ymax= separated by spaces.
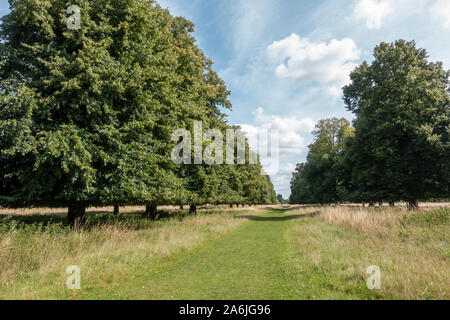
xmin=68 ymin=205 xmax=86 ymax=229
xmin=145 ymin=204 xmax=159 ymax=220
xmin=67 ymin=202 xmax=257 ymax=229
xmin=68 ymin=199 xmax=418 ymax=228
xmin=407 ymin=200 xmax=419 ymax=211
xmin=363 ymin=202 xmax=410 ymax=209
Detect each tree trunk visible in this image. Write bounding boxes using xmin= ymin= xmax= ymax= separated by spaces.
xmin=68 ymin=205 xmax=86 ymax=229
xmin=378 ymin=202 xmax=383 ymax=207
xmin=230 ymin=204 xmax=233 ymax=208
xmin=362 ymin=203 xmax=366 ymax=208
xmin=369 ymin=201 xmax=375 ymax=207
xmin=407 ymin=200 xmax=419 ymax=211
xmin=145 ymin=204 xmax=159 ymax=220
xmin=114 ymin=205 xmax=120 ymax=215
xmin=189 ymin=205 xmax=197 ymax=215
xmin=180 ymin=205 xmax=184 ymax=210
xmin=389 ymin=202 xmax=395 ymax=207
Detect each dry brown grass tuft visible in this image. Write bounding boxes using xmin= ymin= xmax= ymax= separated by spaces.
xmin=288 ymin=205 xmax=449 ymax=299
xmin=0 ymin=209 xmax=265 ymax=299
xmin=0 ymin=204 xmax=275 ymax=216
xmin=320 ymin=206 xmax=407 ymax=234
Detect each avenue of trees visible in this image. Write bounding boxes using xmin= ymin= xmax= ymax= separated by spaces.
xmin=0 ymin=0 xmax=277 ymax=225
xmin=277 ymin=194 xmax=288 ymax=205
xmin=290 ymin=40 xmax=449 ymax=209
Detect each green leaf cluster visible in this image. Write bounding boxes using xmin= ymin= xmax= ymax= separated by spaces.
xmin=0 ymin=0 xmax=277 ymax=213
xmin=290 ymin=40 xmax=449 ymax=206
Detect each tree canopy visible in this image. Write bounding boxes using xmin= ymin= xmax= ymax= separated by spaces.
xmin=342 ymin=40 xmax=449 ymax=207
xmin=0 ymin=0 xmax=277 ymax=224
xmin=290 ymin=40 xmax=449 ymax=208
xmin=289 ymin=118 xmax=353 ymax=204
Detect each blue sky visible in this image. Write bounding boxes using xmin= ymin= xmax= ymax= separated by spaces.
xmin=156 ymin=0 xmax=450 ymax=197
xmin=1 ymin=0 xmax=449 ymax=197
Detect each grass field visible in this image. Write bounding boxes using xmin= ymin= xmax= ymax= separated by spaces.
xmin=0 ymin=205 xmax=448 ymax=300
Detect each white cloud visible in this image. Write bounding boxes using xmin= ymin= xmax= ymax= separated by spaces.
xmin=430 ymin=0 xmax=450 ymax=29
xmin=239 ymin=107 xmax=315 ymax=158
xmin=228 ymin=0 xmax=274 ymax=53
xmin=267 ymin=34 xmax=360 ymax=97
xmin=354 ymin=0 xmax=393 ymax=29
xmin=270 ymin=162 xmax=297 ymax=198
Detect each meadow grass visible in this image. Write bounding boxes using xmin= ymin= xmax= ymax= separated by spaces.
xmin=286 ymin=206 xmax=449 ymax=299
xmin=0 ymin=209 xmax=255 ymax=299
xmin=0 ymin=205 xmax=448 ymax=300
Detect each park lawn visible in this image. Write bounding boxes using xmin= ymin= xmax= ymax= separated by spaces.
xmin=285 ymin=206 xmax=449 ymax=300
xmin=0 ymin=206 xmax=448 ymax=300
xmin=0 ymin=209 xmax=250 ymax=299
xmin=112 ymin=209 xmax=303 ymax=300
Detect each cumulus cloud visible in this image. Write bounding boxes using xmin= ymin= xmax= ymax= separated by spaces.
xmin=267 ymin=34 xmax=360 ymax=97
xmin=430 ymin=0 xmax=450 ymax=29
xmin=239 ymin=108 xmax=317 ymax=196
xmin=270 ymin=162 xmax=297 ymax=198
xmin=354 ymin=0 xmax=393 ymax=29
xmin=239 ymin=107 xmax=314 ymax=158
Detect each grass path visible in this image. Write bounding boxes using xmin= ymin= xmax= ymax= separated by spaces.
xmin=119 ymin=209 xmax=304 ymax=300
xmin=3 ymin=206 xmax=447 ymax=299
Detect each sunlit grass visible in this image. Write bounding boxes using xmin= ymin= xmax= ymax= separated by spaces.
xmin=0 ymin=209 xmax=255 ymax=299
xmin=0 ymin=205 xmax=448 ymax=300
xmin=287 ymin=206 xmax=449 ymax=299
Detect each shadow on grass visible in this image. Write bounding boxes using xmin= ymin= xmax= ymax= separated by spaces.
xmin=0 ymin=208 xmax=227 ymax=232
xmin=0 ymin=212 xmax=67 ymax=226
xmin=239 ymin=211 xmax=320 ymax=222
xmin=267 ymin=207 xmax=292 ymax=213
xmin=0 ymin=210 xmax=149 ymax=231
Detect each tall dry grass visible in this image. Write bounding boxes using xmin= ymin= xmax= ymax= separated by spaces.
xmin=0 ymin=209 xmax=262 ymax=299
xmin=288 ymin=205 xmax=449 ymax=299
xmin=320 ymin=206 xmax=409 ymax=234
xmin=0 ymin=204 xmax=278 ymax=216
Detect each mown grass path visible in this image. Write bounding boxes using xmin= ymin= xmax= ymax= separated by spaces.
xmin=124 ymin=209 xmax=304 ymax=299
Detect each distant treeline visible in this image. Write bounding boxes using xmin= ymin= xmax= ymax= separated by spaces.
xmin=290 ymin=40 xmax=450 ymax=209
xmin=0 ymin=0 xmax=277 ymax=225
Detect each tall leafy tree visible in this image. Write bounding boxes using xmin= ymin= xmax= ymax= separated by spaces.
xmin=0 ymin=1 xmax=199 ymax=222
xmin=290 ymin=118 xmax=353 ymax=204
xmin=2 ymin=1 xmax=192 ymax=224
xmin=343 ymin=40 xmax=450 ymax=209
xmin=289 ymin=163 xmax=312 ymax=204
xmin=0 ymin=0 xmax=277 ymax=224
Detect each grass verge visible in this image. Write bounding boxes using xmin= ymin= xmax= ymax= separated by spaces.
xmin=286 ymin=206 xmax=449 ymax=299
xmin=0 ymin=209 xmax=253 ymax=299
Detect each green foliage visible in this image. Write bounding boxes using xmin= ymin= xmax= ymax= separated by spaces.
xmin=0 ymin=0 xmax=277 ymax=214
xmin=290 ymin=118 xmax=353 ymax=204
xmin=290 ymin=40 xmax=449 ymax=205
xmin=342 ymin=40 xmax=450 ymax=204
xmin=403 ymin=207 xmax=449 ymax=227
xmin=277 ymin=194 xmax=287 ymax=204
